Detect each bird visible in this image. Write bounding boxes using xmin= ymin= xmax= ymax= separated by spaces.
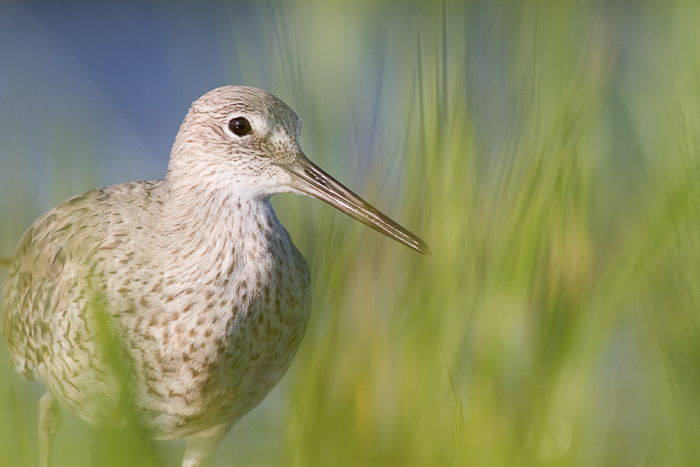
xmin=0 ymin=85 xmax=429 ymax=467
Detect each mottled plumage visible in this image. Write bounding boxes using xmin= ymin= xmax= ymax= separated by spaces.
xmin=1 ymin=86 xmax=428 ymax=467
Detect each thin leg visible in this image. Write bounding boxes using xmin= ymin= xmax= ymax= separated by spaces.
xmin=39 ymin=392 xmax=60 ymax=467
xmin=182 ymin=422 xmax=232 ymax=467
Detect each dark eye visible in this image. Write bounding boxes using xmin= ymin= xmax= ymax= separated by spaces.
xmin=228 ymin=117 xmax=252 ymax=137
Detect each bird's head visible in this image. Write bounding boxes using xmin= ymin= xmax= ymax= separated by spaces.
xmin=168 ymin=85 xmax=429 ymax=254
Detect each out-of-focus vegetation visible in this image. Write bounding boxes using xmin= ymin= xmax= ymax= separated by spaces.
xmin=1 ymin=0 xmax=700 ymax=465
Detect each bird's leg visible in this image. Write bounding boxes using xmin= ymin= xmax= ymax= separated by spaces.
xmin=182 ymin=422 xmax=232 ymax=467
xmin=38 ymin=392 xmax=60 ymax=467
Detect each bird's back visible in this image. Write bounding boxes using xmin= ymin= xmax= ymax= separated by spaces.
xmin=1 ymin=180 xmax=164 ymax=419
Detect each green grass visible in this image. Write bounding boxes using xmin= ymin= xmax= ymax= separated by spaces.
xmin=2 ymin=0 xmax=700 ymax=465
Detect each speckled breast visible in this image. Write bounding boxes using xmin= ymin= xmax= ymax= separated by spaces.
xmin=128 ymin=217 xmax=312 ymax=439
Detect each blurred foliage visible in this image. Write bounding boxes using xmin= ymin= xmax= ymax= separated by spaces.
xmin=2 ymin=0 xmax=700 ymax=465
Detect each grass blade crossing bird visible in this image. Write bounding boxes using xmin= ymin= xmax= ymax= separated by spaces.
xmin=0 ymin=86 xmax=429 ymax=467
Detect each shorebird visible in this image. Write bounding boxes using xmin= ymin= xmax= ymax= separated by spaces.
xmin=0 ymin=86 xmax=429 ymax=467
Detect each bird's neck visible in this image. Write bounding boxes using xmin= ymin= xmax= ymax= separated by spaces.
xmin=156 ymin=180 xmax=291 ymax=279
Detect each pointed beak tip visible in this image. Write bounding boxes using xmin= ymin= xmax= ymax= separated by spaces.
xmin=419 ymin=243 xmax=432 ymax=256
xmin=412 ymin=238 xmax=431 ymax=256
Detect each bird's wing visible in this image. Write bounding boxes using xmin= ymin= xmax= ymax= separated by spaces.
xmin=1 ymin=180 xmax=163 ymax=380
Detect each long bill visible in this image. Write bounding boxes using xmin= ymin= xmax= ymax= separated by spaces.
xmin=281 ymin=152 xmax=430 ymax=255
